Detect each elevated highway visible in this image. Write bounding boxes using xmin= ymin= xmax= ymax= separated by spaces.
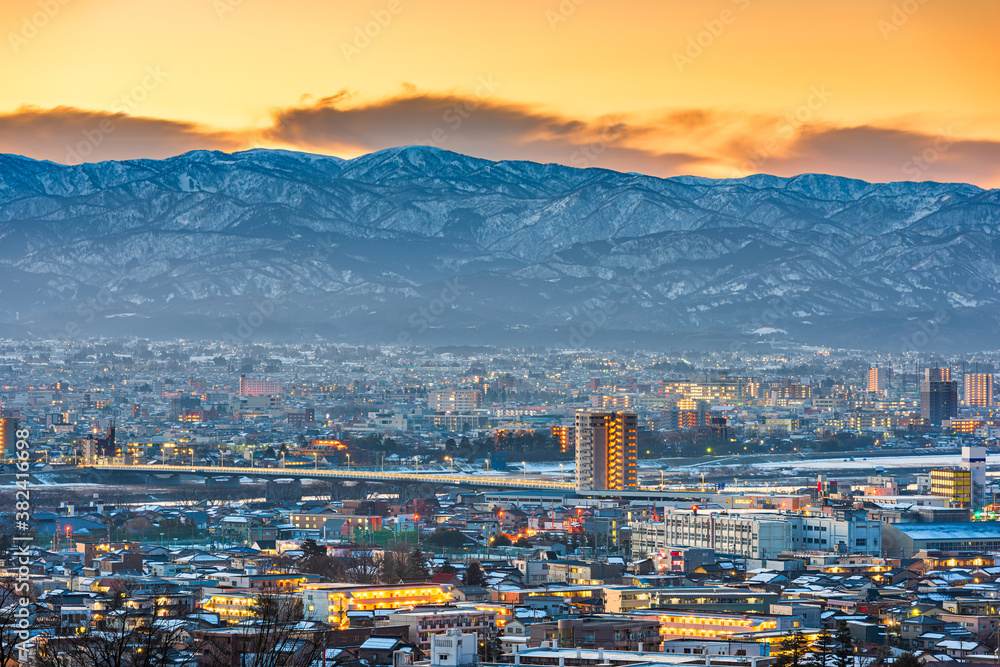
xmin=86 ymin=463 xmax=576 ymax=491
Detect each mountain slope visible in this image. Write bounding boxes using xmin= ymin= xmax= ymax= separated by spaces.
xmin=0 ymin=146 xmax=997 ymax=350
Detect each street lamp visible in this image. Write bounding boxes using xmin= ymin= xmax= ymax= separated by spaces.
xmin=346 ymin=453 xmax=351 ymax=473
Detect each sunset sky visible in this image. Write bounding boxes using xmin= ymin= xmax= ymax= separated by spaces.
xmin=2 ymin=0 xmax=999 ymax=185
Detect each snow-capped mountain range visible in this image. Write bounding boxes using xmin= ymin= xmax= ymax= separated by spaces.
xmin=1 ymin=146 xmax=998 ymax=350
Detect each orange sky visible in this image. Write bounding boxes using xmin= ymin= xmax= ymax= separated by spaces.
xmin=2 ymin=0 xmax=998 ymax=185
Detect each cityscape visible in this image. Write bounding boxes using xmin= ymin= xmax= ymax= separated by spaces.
xmin=2 ymin=2 xmax=1000 ymax=667
xmin=5 ymin=342 xmax=1000 ymax=666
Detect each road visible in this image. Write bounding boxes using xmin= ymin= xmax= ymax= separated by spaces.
xmin=86 ymin=463 xmax=577 ymax=491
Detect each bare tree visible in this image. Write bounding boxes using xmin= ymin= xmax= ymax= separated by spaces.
xmin=199 ymin=589 xmax=327 ymax=667
xmin=34 ymin=579 xmax=187 ymax=667
xmin=1 ymin=576 xmax=28 ymax=667
xmin=343 ymin=549 xmax=379 ymax=584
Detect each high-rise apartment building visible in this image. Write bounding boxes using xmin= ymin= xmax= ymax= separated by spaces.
xmin=965 ymin=373 xmax=994 ymax=407
xmin=428 ymin=389 xmax=481 ymax=413
xmin=921 ymin=368 xmax=958 ymax=426
xmin=1 ymin=417 xmax=19 ymax=460
xmin=867 ymin=367 xmax=890 ymax=393
xmin=574 ymin=410 xmax=638 ymax=492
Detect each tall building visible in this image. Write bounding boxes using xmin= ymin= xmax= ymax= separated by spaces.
xmin=921 ymin=368 xmax=958 ymax=426
xmin=1 ymin=417 xmax=19 ymax=460
xmin=962 ymin=445 xmax=987 ymax=511
xmin=867 ymin=366 xmax=890 ymax=393
xmin=574 ymin=410 xmax=638 ymax=492
xmin=965 ymin=373 xmax=994 ymax=407
xmin=427 ymin=389 xmax=481 ymax=413
xmin=551 ymin=424 xmax=575 ymax=454
xmin=238 ymin=375 xmax=282 ymax=397
xmin=927 ymin=367 xmax=952 ymax=382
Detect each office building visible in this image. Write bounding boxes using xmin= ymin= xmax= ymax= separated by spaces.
xmin=631 ymin=510 xmax=881 ymax=560
xmin=921 ymin=368 xmax=958 ymax=426
xmin=238 ymin=374 xmax=282 ymax=397
xmin=965 ymin=373 xmax=994 ymax=407
xmin=930 ymin=468 xmax=972 ymax=508
xmin=575 ymin=410 xmax=638 ymax=492
xmin=428 ymin=389 xmax=481 ymax=413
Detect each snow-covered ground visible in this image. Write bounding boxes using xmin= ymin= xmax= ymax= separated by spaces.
xmin=753 ymin=453 xmax=985 ymax=470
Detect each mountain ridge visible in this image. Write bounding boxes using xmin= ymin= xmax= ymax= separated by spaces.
xmin=0 ymin=145 xmax=997 ymax=350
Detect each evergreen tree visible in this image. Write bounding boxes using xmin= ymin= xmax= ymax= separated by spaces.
xmin=404 ymin=547 xmax=429 ymax=580
xmin=464 ymin=561 xmax=487 ymax=587
xmin=776 ymin=631 xmax=807 ymax=667
xmin=300 ymin=538 xmax=324 ymax=558
xmin=891 ymin=654 xmax=921 ymax=667
xmin=808 ymin=628 xmax=837 ymax=667
xmin=834 ymin=620 xmax=854 ymax=667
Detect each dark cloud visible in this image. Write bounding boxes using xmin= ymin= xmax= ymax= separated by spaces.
xmin=263 ymin=91 xmax=703 ymax=176
xmin=0 ymin=106 xmax=242 ymax=164
xmin=1 ymin=100 xmax=998 ymax=187
xmin=760 ymin=124 xmax=1000 ymax=185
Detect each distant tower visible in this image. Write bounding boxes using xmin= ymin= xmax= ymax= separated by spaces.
xmin=574 ymin=410 xmax=638 ymax=492
xmin=964 ymin=373 xmax=994 ymax=407
xmin=921 ymin=368 xmax=958 ymax=426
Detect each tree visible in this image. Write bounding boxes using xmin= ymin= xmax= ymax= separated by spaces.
xmin=35 ymin=579 xmax=188 ymax=667
xmin=463 ymin=561 xmax=487 ymax=587
xmin=0 ymin=578 xmax=26 ymax=667
xmin=404 ymin=547 xmax=429 ymax=580
xmin=379 ymin=545 xmax=409 ymax=584
xmin=492 ymin=534 xmax=512 ymax=547
xmin=300 ymin=538 xmax=325 ymax=558
xmin=891 ymin=653 xmax=921 ymax=667
xmin=834 ymin=620 xmax=854 ymax=667
xmin=200 ymin=589 xmax=327 ymax=667
xmin=343 ymin=549 xmax=379 ymax=584
xmin=437 ymin=562 xmax=458 ymax=576
xmin=776 ymin=631 xmax=808 ymax=667
xmin=808 ymin=628 xmax=837 ymax=667
xmin=425 ymin=529 xmax=472 ymax=550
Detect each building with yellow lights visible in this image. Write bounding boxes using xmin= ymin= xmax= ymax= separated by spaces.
xmin=0 ymin=416 xmax=18 ymax=460
xmin=930 ymin=468 xmax=972 ymax=508
xmin=604 ymin=588 xmax=778 ymax=614
xmin=551 ymin=425 xmax=575 ymax=454
xmin=868 ymin=367 xmax=889 ymax=393
xmin=200 ymin=590 xmax=261 ymax=624
xmin=428 ymin=389 xmax=481 ymax=413
xmin=624 ymin=610 xmax=795 ymax=640
xmin=574 ymin=410 xmax=637 ymax=492
xmin=299 ymin=583 xmax=454 ymax=627
xmin=965 ymin=373 xmax=994 ymax=407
